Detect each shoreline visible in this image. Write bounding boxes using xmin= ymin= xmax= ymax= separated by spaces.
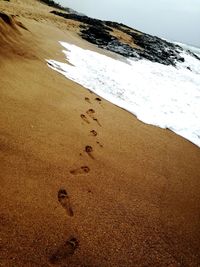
xmin=47 ymin=41 xmax=200 ymax=148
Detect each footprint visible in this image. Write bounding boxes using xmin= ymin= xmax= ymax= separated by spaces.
xmin=85 ymin=145 xmax=94 ymax=159
xmin=85 ymin=97 xmax=91 ymax=103
xmin=58 ymin=189 xmax=74 ymax=217
xmin=95 ymin=97 xmax=102 ymax=102
xmin=96 ymin=141 xmax=103 ymax=148
xmin=80 ymin=114 xmax=90 ymax=124
xmin=86 ymin=109 xmax=101 ymax=126
xmin=95 ymin=97 xmax=104 ymax=108
xmin=86 ymin=109 xmax=95 ymax=117
xmin=85 ymin=145 xmax=93 ymax=153
xmin=90 ymin=130 xmax=97 ymax=136
xmin=93 ymin=118 xmax=102 ymax=127
xmin=49 ymin=237 xmax=79 ymax=264
xmin=70 ymin=166 xmax=90 ymax=175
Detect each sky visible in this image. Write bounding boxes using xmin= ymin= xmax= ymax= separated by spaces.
xmin=57 ymin=0 xmax=200 ymax=47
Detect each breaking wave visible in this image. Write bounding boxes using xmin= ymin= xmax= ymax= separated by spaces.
xmin=47 ymin=41 xmax=200 ymax=147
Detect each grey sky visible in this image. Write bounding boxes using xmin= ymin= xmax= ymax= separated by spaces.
xmin=57 ymin=0 xmax=200 ymax=47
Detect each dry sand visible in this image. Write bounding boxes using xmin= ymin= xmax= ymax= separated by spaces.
xmin=0 ymin=1 xmax=200 ymax=266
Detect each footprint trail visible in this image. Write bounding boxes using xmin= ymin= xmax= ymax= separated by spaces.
xmin=80 ymin=114 xmax=90 ymax=124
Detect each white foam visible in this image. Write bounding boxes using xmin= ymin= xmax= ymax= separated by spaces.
xmin=174 ymin=42 xmax=200 ymax=57
xmin=47 ymin=41 xmax=200 ymax=147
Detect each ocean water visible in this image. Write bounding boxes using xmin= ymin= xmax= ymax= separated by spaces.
xmin=47 ymin=42 xmax=200 ymax=147
xmin=175 ymin=42 xmax=200 ymax=56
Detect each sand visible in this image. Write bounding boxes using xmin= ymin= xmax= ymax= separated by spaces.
xmin=0 ymin=1 xmax=200 ymax=266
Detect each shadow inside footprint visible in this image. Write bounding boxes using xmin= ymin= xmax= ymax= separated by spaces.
xmin=85 ymin=145 xmax=93 ymax=153
xmin=80 ymin=114 xmax=90 ymax=124
xmin=96 ymin=141 xmax=103 ymax=148
xmin=86 ymin=109 xmax=95 ymax=117
xmin=85 ymin=97 xmax=91 ymax=103
xmin=95 ymin=97 xmax=103 ymax=108
xmin=49 ymin=237 xmax=79 ymax=264
xmin=93 ymin=118 xmax=102 ymax=127
xmin=90 ymin=130 xmax=97 ymax=136
xmin=86 ymin=109 xmax=101 ymax=126
xmin=70 ymin=166 xmax=90 ymax=175
xmin=95 ymin=97 xmax=102 ymax=102
xmin=58 ymin=189 xmax=74 ymax=217
xmin=85 ymin=145 xmax=94 ymax=159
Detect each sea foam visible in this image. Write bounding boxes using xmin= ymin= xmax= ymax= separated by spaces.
xmin=47 ymin=42 xmax=200 ymax=147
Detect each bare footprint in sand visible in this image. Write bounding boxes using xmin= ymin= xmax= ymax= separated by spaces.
xmin=85 ymin=145 xmax=94 ymax=159
xmin=85 ymin=97 xmax=91 ymax=103
xmin=80 ymin=114 xmax=90 ymax=124
xmin=95 ymin=97 xmax=103 ymax=108
xmin=58 ymin=189 xmax=74 ymax=217
xmin=70 ymin=166 xmax=90 ymax=175
xmin=93 ymin=118 xmax=102 ymax=127
xmin=85 ymin=145 xmax=93 ymax=153
xmin=49 ymin=237 xmax=79 ymax=264
xmin=86 ymin=109 xmax=102 ymax=126
xmin=90 ymin=130 xmax=97 ymax=136
xmin=96 ymin=141 xmax=103 ymax=148
xmin=95 ymin=97 xmax=102 ymax=103
xmin=86 ymin=109 xmax=95 ymax=117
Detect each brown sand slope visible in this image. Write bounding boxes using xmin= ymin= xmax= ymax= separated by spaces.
xmin=0 ymin=1 xmax=200 ymax=266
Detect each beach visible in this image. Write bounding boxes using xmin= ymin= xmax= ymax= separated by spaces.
xmin=0 ymin=1 xmax=200 ymax=266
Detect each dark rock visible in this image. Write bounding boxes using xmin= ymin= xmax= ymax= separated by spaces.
xmin=50 ymin=10 xmax=199 ymax=66
xmin=80 ymin=26 xmax=114 ymax=45
xmin=50 ymin=11 xmax=105 ymax=27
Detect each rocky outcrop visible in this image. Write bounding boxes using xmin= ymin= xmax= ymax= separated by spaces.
xmin=50 ymin=11 xmax=199 ymax=66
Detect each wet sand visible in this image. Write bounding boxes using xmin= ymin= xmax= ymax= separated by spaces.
xmin=0 ymin=1 xmax=200 ymax=266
